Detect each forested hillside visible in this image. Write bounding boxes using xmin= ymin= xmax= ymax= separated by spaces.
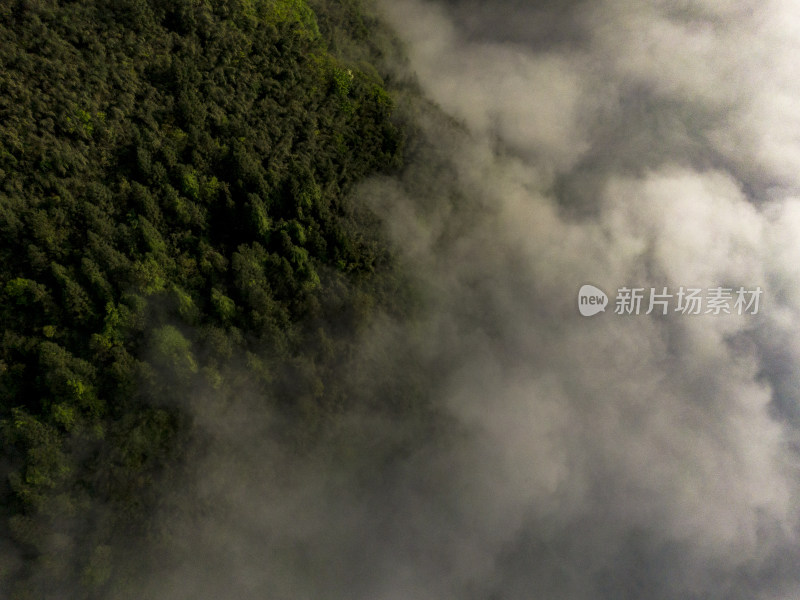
xmin=0 ymin=0 xmax=411 ymax=596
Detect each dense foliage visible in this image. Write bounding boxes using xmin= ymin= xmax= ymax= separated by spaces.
xmin=0 ymin=0 xmax=408 ymax=596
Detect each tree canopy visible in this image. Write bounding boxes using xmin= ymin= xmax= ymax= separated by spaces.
xmin=0 ymin=0 xmax=411 ymax=596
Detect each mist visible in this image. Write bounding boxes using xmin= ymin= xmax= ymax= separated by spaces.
xmin=124 ymin=1 xmax=800 ymax=598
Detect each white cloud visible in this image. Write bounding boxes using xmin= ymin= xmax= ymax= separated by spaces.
xmin=365 ymin=0 xmax=800 ymax=597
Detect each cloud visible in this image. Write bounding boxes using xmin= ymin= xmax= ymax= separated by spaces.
xmin=357 ymin=0 xmax=800 ymax=597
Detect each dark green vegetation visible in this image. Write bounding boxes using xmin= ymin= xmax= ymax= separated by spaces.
xmin=0 ymin=0 xmax=413 ymax=596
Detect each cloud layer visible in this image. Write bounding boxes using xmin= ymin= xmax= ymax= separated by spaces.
xmin=361 ymin=0 xmax=800 ymax=597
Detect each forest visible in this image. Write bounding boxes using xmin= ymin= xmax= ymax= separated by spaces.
xmin=0 ymin=0 xmax=421 ymax=596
